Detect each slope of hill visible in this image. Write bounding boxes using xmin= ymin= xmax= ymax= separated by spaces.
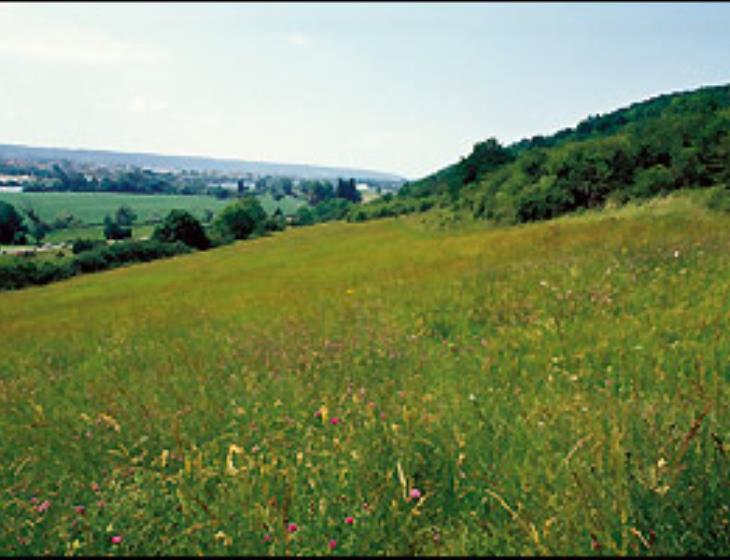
xmin=354 ymin=82 xmax=730 ymax=223
xmin=0 ymin=143 xmax=406 ymax=183
xmin=1 ymin=192 xmax=728 ymax=555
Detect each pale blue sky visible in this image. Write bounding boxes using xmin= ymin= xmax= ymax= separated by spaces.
xmin=1 ymin=2 xmax=729 ymax=178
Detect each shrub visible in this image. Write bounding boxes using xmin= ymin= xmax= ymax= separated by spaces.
xmin=103 ymin=214 xmax=132 ymax=240
xmin=213 ymin=196 xmax=268 ymax=240
xmin=72 ymin=238 xmax=107 ymax=254
xmin=153 ymin=210 xmax=211 ymax=250
xmin=706 ymin=184 xmax=730 ymax=212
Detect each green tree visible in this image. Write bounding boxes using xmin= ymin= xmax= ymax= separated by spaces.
xmin=213 ymin=196 xmax=268 ymax=240
xmin=294 ymin=206 xmax=315 ymax=226
xmin=22 ymin=206 xmax=50 ymax=245
xmin=115 ymin=205 xmax=137 ymax=227
xmin=152 ymin=209 xmax=210 ymax=250
xmin=336 ymin=178 xmax=362 ymax=203
xmin=0 ymin=201 xmax=27 ymax=244
xmin=103 ymin=214 xmax=132 ymax=240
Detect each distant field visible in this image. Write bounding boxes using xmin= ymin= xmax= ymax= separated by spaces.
xmin=0 ymin=192 xmax=728 ymax=556
xmin=0 ymin=192 xmax=305 ymax=227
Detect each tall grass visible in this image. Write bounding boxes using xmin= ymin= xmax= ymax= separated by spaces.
xmin=0 ymin=193 xmax=728 ymax=555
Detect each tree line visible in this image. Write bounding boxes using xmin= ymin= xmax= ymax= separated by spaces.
xmin=351 ymin=83 xmax=730 ymax=224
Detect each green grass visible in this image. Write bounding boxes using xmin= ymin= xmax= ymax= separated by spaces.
xmin=0 ymin=192 xmax=230 ymax=226
xmin=0 ymin=192 xmax=728 ymax=556
xmin=41 ymin=224 xmax=156 ymax=244
xmin=0 ymin=192 xmax=305 ymax=231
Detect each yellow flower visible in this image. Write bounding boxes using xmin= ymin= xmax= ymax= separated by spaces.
xmin=226 ymin=444 xmax=245 ymax=476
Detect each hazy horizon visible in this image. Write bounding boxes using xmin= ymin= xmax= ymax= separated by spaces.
xmin=1 ymin=2 xmax=729 ymax=180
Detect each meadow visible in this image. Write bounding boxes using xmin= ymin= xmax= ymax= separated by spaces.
xmin=0 ymin=192 xmax=728 ymax=556
xmin=0 ymin=191 xmax=303 ymax=232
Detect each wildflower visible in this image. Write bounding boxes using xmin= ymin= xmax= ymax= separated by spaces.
xmin=410 ymin=488 xmax=422 ymax=501
xmin=111 ymin=535 xmax=123 ymax=545
xmin=287 ymin=523 xmax=298 ymax=533
xmin=97 ymin=500 xmax=105 ymax=509
xmin=36 ymin=500 xmax=51 ymax=513
xmin=263 ymin=533 xmax=272 ymax=543
xmin=91 ymin=482 xmax=100 ymax=493
xmin=328 ymin=539 xmax=337 ymax=550
xmin=74 ymin=505 xmax=85 ymax=515
xmin=344 ymin=516 xmax=354 ymax=525
xmin=330 ymin=417 xmax=341 ymax=425
xmin=29 ymin=497 xmax=38 ymax=504
xmin=314 ymin=409 xmax=322 ymax=418
xmin=590 ymin=534 xmax=600 ymax=551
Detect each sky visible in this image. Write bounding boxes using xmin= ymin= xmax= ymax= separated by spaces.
xmin=1 ymin=2 xmax=729 ymax=179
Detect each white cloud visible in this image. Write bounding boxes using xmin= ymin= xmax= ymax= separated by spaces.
xmin=0 ymin=8 xmax=170 ymax=67
xmin=286 ymin=32 xmax=311 ymax=48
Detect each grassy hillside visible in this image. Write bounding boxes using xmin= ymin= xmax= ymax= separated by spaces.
xmin=355 ymin=83 xmax=730 ymax=224
xmin=1 ymin=191 xmax=728 ymax=555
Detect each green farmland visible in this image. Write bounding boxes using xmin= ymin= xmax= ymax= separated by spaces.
xmin=0 ymin=192 xmax=728 ymax=556
xmin=0 ymin=192 xmax=228 ymax=226
xmin=0 ymin=192 xmax=304 ymax=228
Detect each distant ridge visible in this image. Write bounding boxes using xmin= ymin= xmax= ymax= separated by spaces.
xmin=0 ymin=142 xmax=406 ymax=183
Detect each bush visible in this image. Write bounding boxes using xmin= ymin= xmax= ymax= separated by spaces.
xmin=706 ymin=184 xmax=730 ymax=212
xmin=152 ymin=210 xmax=211 ymax=250
xmin=72 ymin=238 xmax=107 ymax=254
xmin=0 ymin=259 xmax=76 ymax=290
xmin=103 ymin=214 xmax=132 ymax=240
xmin=213 ymin=196 xmax=268 ymax=240
xmin=72 ymin=240 xmax=192 ymax=274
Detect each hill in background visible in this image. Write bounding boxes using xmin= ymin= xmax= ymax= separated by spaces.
xmin=0 ymin=143 xmax=405 ymax=184
xmin=354 ymin=82 xmax=730 ymax=223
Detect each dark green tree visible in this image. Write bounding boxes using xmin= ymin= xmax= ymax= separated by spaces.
xmin=335 ymin=178 xmax=362 ymax=203
xmin=0 ymin=201 xmax=27 ymax=244
xmin=152 ymin=209 xmax=210 ymax=250
xmin=103 ymin=214 xmax=132 ymax=240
